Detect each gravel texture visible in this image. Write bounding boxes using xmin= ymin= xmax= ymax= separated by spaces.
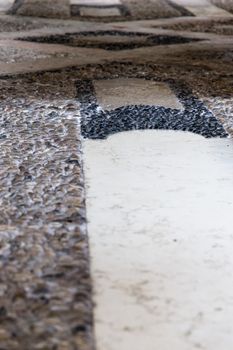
xmin=9 ymin=0 xmax=70 ymax=18
xmin=0 ymin=46 xmax=51 ymax=63
xmin=156 ymin=18 xmax=233 ymax=35
xmin=0 ymin=15 xmax=55 ymax=32
xmin=121 ymin=0 xmax=193 ymax=20
xmin=0 ymin=75 xmax=94 ymax=350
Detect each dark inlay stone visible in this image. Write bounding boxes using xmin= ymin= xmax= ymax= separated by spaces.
xmin=17 ymin=31 xmax=201 ymax=51
xmin=78 ymin=79 xmax=228 ymax=139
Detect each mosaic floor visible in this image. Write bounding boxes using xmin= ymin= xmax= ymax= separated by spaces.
xmin=0 ymin=0 xmax=233 ymax=349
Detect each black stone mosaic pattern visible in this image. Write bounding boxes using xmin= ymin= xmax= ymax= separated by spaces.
xmin=78 ymin=79 xmax=228 ymax=139
xmin=18 ymin=31 xmax=201 ymax=51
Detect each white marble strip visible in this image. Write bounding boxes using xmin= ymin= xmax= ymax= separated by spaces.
xmin=84 ymin=130 xmax=233 ymax=350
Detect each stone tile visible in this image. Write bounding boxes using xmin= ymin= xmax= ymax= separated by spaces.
xmin=93 ymin=78 xmax=183 ymax=111
xmin=84 ymin=130 xmax=233 ymax=350
xmin=71 ymin=0 xmax=121 ymax=4
xmin=79 ymin=6 xmax=121 ymax=17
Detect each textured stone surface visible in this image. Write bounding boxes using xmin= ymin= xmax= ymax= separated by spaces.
xmin=10 ymin=0 xmax=70 ymax=17
xmin=122 ymin=0 xmax=193 ymax=19
xmin=0 ymin=45 xmax=51 ymax=63
xmin=0 ymin=1 xmax=233 ymax=349
xmin=0 ymin=75 xmax=94 ymax=350
xmin=0 ymin=15 xmax=59 ymax=32
xmin=155 ymin=17 xmax=233 ymax=35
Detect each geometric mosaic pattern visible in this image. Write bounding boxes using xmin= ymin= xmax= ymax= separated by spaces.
xmin=79 ymin=78 xmax=228 ymax=139
xmin=1 ymin=1 xmax=233 ymax=350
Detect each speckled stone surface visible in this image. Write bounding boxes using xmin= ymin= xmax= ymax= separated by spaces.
xmin=10 ymin=0 xmax=71 ymax=18
xmin=0 ymin=14 xmax=81 ymax=33
xmin=0 ymin=46 xmax=53 ymax=63
xmin=156 ymin=17 xmax=233 ymax=35
xmin=0 ymin=77 xmax=94 ymax=350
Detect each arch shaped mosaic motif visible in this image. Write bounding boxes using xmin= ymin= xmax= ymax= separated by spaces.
xmin=78 ymin=78 xmax=228 ymax=140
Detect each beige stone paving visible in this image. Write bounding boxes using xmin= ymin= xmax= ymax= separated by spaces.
xmin=93 ymin=78 xmax=183 ymax=110
xmin=79 ymin=6 xmax=121 ymax=17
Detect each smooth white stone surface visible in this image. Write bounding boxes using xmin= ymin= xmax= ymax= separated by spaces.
xmin=93 ymin=78 xmax=183 ymax=111
xmin=84 ymin=130 xmax=233 ymax=350
xmin=79 ymin=6 xmax=121 ymax=16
